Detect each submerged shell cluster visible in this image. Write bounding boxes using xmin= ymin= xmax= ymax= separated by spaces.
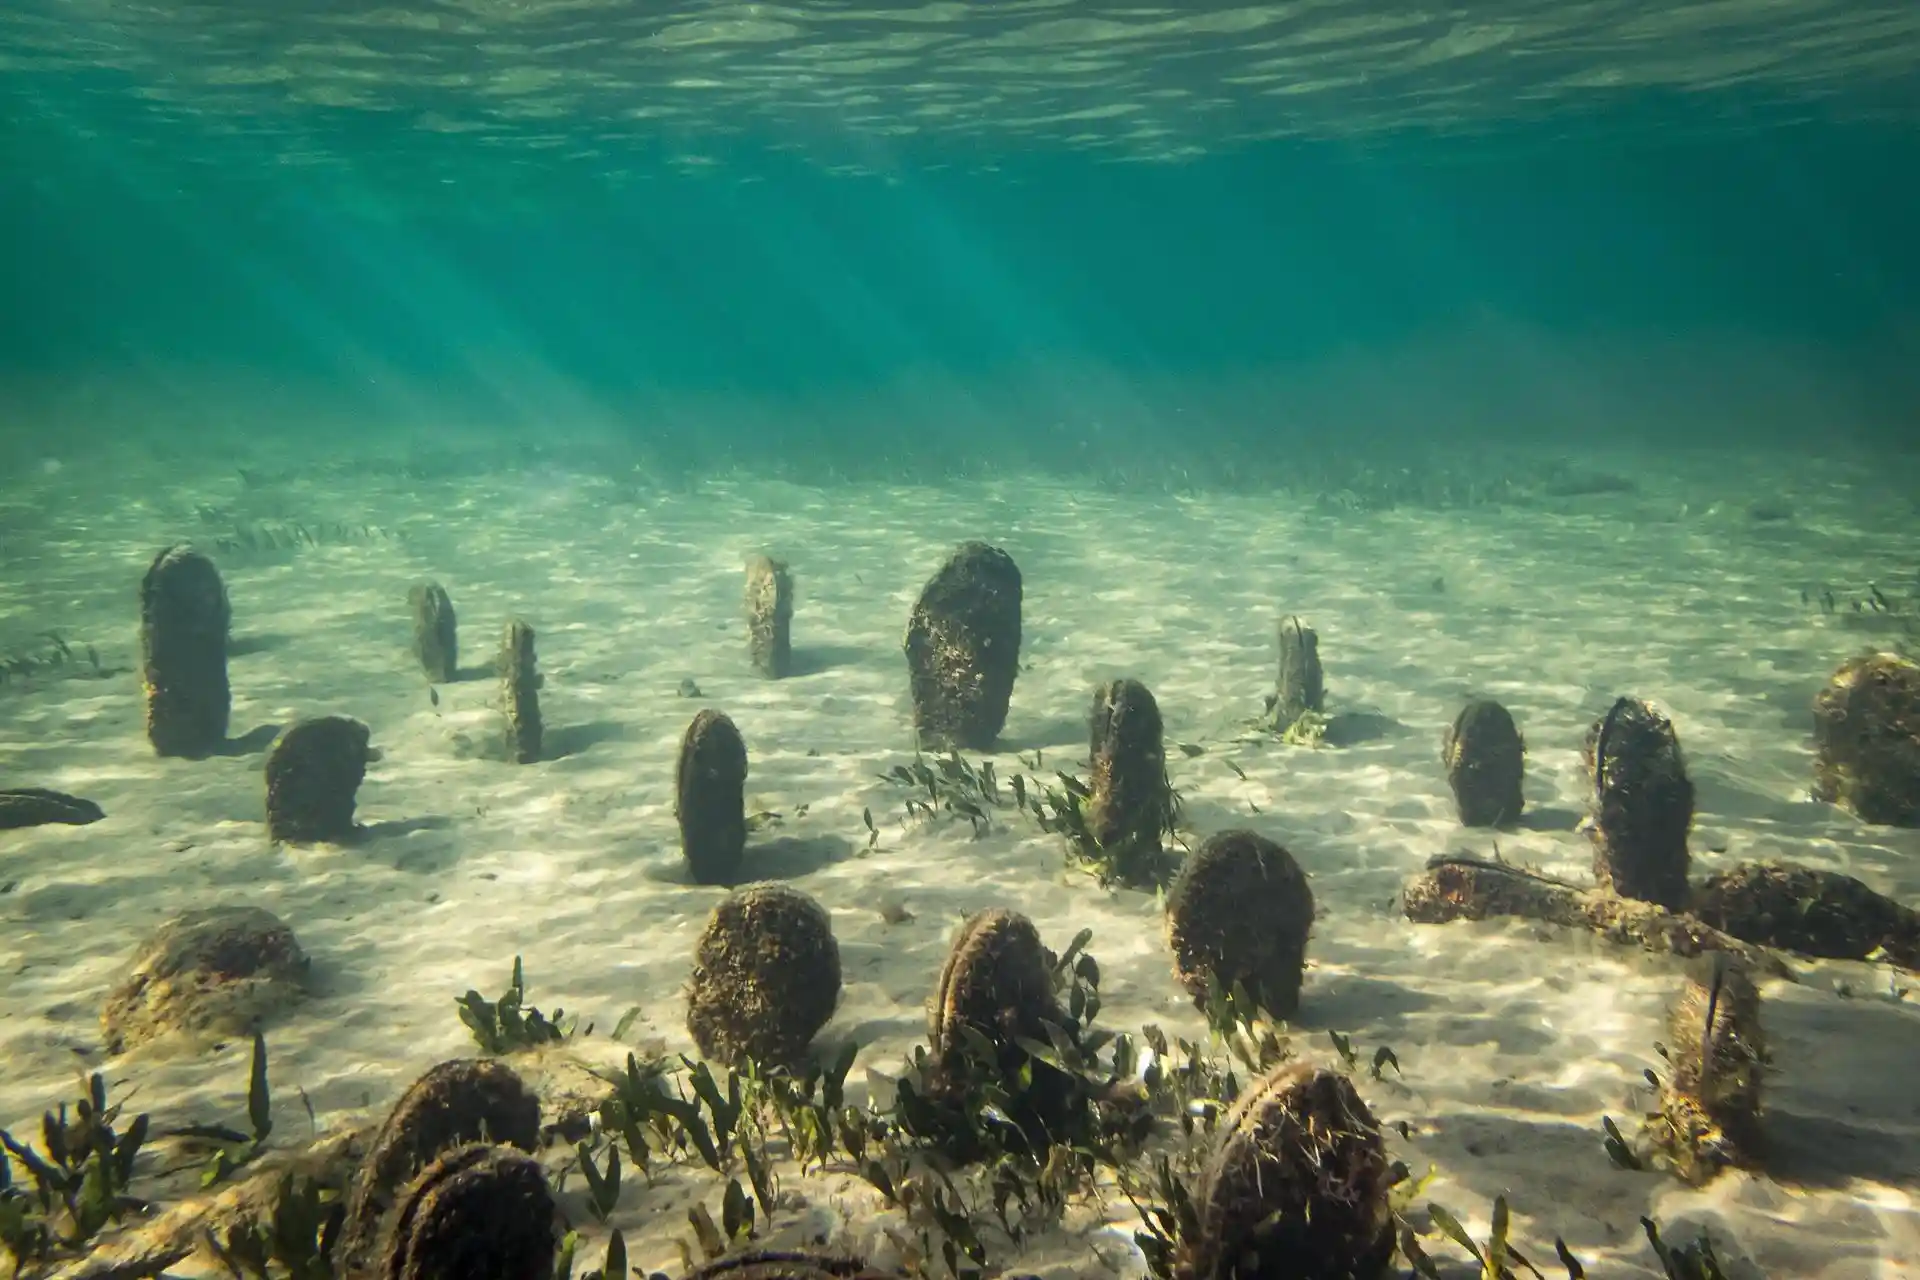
xmin=18 ymin=487 xmax=1911 ymax=1278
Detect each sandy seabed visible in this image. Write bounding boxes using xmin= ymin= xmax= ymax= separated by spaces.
xmin=2 ymin=438 xmax=1918 ymax=1279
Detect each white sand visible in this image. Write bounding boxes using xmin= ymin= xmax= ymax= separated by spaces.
xmin=3 ymin=439 xmax=1919 ymax=1278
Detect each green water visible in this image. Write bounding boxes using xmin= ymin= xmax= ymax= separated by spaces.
xmin=1 ymin=1 xmax=1916 ymax=475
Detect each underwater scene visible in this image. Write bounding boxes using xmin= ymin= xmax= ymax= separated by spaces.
xmin=3 ymin=2 xmax=1920 ymax=1278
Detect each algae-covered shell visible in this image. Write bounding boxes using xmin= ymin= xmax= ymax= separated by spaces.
xmin=140 ymin=543 xmax=231 ymax=758
xmin=928 ymin=908 xmax=1061 ymax=1054
xmin=1812 ymin=651 xmax=1920 ymax=827
xmin=1691 ymin=861 xmax=1920 ymax=968
xmin=499 ymin=618 xmax=542 ymax=764
xmin=677 ymin=708 xmax=750 ymax=885
xmin=1272 ymin=615 xmax=1324 ymax=726
xmin=1582 ymin=695 xmax=1693 ymax=910
xmin=1086 ymin=678 xmax=1174 ymax=888
xmin=1654 ymin=955 xmax=1765 ymax=1185
xmin=686 ymin=883 xmax=841 ymax=1070
xmin=1164 ymin=830 xmax=1314 ymax=1020
xmin=681 ymin=1251 xmax=901 ymax=1279
xmin=744 ymin=554 xmax=795 ymax=679
xmin=264 ymin=714 xmax=372 ymax=844
xmin=100 ymin=906 xmax=308 ymax=1054
xmin=924 ymin=908 xmax=1078 ymax=1153
xmin=336 ymin=1059 xmax=542 ymax=1274
xmin=1440 ymin=698 xmax=1525 ymax=827
xmin=1178 ymin=1062 xmax=1394 ymax=1280
xmin=409 ymin=581 xmax=458 ymax=684
xmin=903 ymin=541 xmax=1022 ymax=751
xmin=378 ymin=1143 xmax=555 ymax=1280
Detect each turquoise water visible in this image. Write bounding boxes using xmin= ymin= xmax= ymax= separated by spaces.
xmin=1 ymin=3 xmax=1917 ymax=470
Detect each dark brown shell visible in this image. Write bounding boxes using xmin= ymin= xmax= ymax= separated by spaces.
xmin=686 ymin=883 xmax=841 ymax=1070
xmin=499 ymin=618 xmax=542 ymax=764
xmin=1440 ymin=698 xmax=1525 ymax=827
xmin=1164 ymin=830 xmax=1314 ymax=1019
xmin=99 ymin=906 xmax=308 ymax=1054
xmin=1691 ymin=861 xmax=1920 ymax=968
xmin=140 ymin=543 xmax=231 ymax=758
xmin=922 ymin=909 xmax=1079 ymax=1155
xmin=1581 ymin=696 xmax=1692 ymax=909
xmin=1178 ymin=1063 xmax=1394 ymax=1280
xmin=409 ymin=581 xmax=458 ymax=684
xmin=1272 ymin=616 xmax=1324 ymax=725
xmin=336 ymin=1059 xmax=542 ymax=1275
xmin=378 ymin=1143 xmax=555 ymax=1280
xmin=903 ymin=542 xmax=1022 ymax=751
xmin=1812 ymin=651 xmax=1920 ymax=826
xmin=680 ymin=1251 xmax=901 ymax=1279
xmin=1086 ymin=679 xmax=1174 ymax=889
xmin=1653 ymin=957 xmax=1765 ymax=1185
xmin=264 ymin=715 xmax=371 ymax=844
xmin=929 ymin=908 xmax=1060 ymax=1057
xmin=677 ymin=708 xmax=750 ymax=885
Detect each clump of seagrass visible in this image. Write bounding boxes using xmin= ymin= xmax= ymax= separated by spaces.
xmin=1584 ymin=696 xmax=1694 ymax=910
xmin=1165 ymin=830 xmax=1315 ymax=1021
xmin=0 ymin=630 xmax=109 ymax=690
xmin=1176 ymin=1062 xmax=1394 ymax=1280
xmin=335 ymin=1059 xmax=542 ymax=1276
xmin=686 ymin=883 xmax=841 ymax=1071
xmin=377 ymin=1143 xmax=555 ymax=1280
xmin=100 ymin=906 xmax=309 ymax=1053
xmin=0 ymin=1071 xmax=151 ymax=1269
xmin=1690 ymin=862 xmax=1920 ymax=968
xmin=678 ymin=709 xmax=750 ymax=885
xmin=744 ymin=554 xmax=794 ymax=678
xmin=1086 ymin=678 xmax=1178 ymax=889
xmin=499 ymin=618 xmax=542 ymax=764
xmin=681 ymin=1253 xmax=900 ymax=1279
xmin=140 ymin=543 xmax=231 ymax=757
xmin=1263 ymin=615 xmax=1324 ymax=739
xmin=409 ymin=581 xmax=458 ymax=683
xmin=1441 ymin=698 xmax=1525 ymax=827
xmin=1811 ymin=651 xmax=1920 ymax=826
xmin=903 ymin=541 xmax=1022 ymax=751
xmin=1651 ymin=956 xmax=1766 ymax=1185
xmin=0 ymin=787 xmax=104 ymax=829
xmin=264 ymin=715 xmax=372 ymax=844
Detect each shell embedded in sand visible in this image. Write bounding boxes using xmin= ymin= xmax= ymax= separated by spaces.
xmin=680 ymin=1252 xmax=902 ymax=1279
xmin=1582 ymin=695 xmax=1693 ymax=910
xmin=1654 ymin=955 xmax=1766 ymax=1185
xmin=677 ymin=707 xmax=751 ymax=885
xmin=336 ymin=1058 xmax=543 ymax=1275
xmin=408 ymin=580 xmax=458 ymax=684
xmin=100 ymin=906 xmax=309 ymax=1054
xmin=1164 ymin=829 xmax=1314 ymax=1020
xmin=377 ymin=1142 xmax=556 ymax=1280
xmin=139 ymin=542 xmax=231 ymax=758
xmin=1812 ymin=651 xmax=1920 ymax=826
xmin=903 ymin=541 xmax=1022 ymax=751
xmin=498 ymin=617 xmax=542 ymax=764
xmin=1086 ymin=677 xmax=1176 ymax=889
xmin=264 ymin=714 xmax=372 ymax=844
xmin=686 ymin=882 xmax=841 ymax=1070
xmin=744 ymin=553 xmax=795 ymax=679
xmin=1179 ymin=1062 xmax=1395 ymax=1280
xmin=1441 ymin=697 xmax=1525 ymax=827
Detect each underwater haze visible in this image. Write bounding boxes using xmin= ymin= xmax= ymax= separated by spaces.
xmin=1 ymin=0 xmax=1918 ymax=470
xmin=5 ymin=5 xmax=1920 ymax=1280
